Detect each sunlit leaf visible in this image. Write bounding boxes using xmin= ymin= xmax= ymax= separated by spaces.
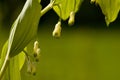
xmin=8 ymin=56 xmax=21 ymax=80
xmin=0 ymin=41 xmax=8 ymax=69
xmin=95 ymin=0 xmax=120 ymax=26
xmin=53 ymin=0 xmax=83 ymax=20
xmin=18 ymin=51 xmax=25 ymax=70
xmin=1 ymin=48 xmax=25 ymax=80
xmin=7 ymin=51 xmax=25 ymax=80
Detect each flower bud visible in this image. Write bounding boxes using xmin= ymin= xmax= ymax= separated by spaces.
xmin=27 ymin=62 xmax=36 ymax=75
xmin=35 ymin=56 xmax=40 ymax=62
xmin=52 ymin=21 xmax=62 ymax=38
xmin=33 ymin=41 xmax=39 ymax=57
xmin=68 ymin=11 xmax=75 ymax=26
xmin=35 ymin=48 xmax=41 ymax=62
xmin=27 ymin=61 xmax=32 ymax=74
xmin=34 ymin=41 xmax=39 ymax=51
xmin=31 ymin=64 xmax=36 ymax=75
xmin=36 ymin=48 xmax=40 ymax=54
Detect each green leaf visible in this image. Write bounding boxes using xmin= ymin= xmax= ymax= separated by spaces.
xmin=8 ymin=52 xmax=25 ymax=80
xmin=2 ymin=51 xmax=25 ymax=80
xmin=0 ymin=42 xmax=25 ymax=80
xmin=0 ymin=59 xmax=1 ymax=68
xmin=0 ymin=41 xmax=8 ymax=69
xmin=17 ymin=51 xmax=25 ymax=70
xmin=8 ymin=0 xmax=41 ymax=57
xmin=2 ymin=55 xmax=23 ymax=80
xmin=7 ymin=52 xmax=25 ymax=80
xmin=53 ymin=0 xmax=83 ymax=20
xmin=95 ymin=0 xmax=120 ymax=26
xmin=8 ymin=56 xmax=21 ymax=80
xmin=0 ymin=0 xmax=41 ymax=79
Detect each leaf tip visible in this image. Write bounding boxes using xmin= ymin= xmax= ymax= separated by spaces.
xmin=105 ymin=17 xmax=110 ymax=27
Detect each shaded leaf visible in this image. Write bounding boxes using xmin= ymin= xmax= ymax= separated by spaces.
xmin=8 ymin=0 xmax=41 ymax=57
xmin=53 ymin=0 xmax=83 ymax=20
xmin=95 ymin=0 xmax=120 ymax=26
xmin=0 ymin=0 xmax=41 ymax=71
xmin=0 ymin=0 xmax=41 ymax=79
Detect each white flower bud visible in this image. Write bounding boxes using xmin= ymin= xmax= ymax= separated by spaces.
xmin=35 ymin=48 xmax=41 ymax=62
xmin=31 ymin=64 xmax=36 ymax=75
xmin=33 ymin=41 xmax=39 ymax=57
xmin=34 ymin=41 xmax=39 ymax=51
xmin=68 ymin=11 xmax=75 ymax=26
xmin=36 ymin=48 xmax=40 ymax=54
xmin=52 ymin=21 xmax=62 ymax=38
xmin=27 ymin=62 xmax=36 ymax=75
xmin=27 ymin=61 xmax=32 ymax=74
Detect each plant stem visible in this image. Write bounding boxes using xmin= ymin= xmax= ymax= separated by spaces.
xmin=23 ymin=50 xmax=30 ymax=61
xmin=0 ymin=52 xmax=10 ymax=80
xmin=41 ymin=0 xmax=55 ymax=17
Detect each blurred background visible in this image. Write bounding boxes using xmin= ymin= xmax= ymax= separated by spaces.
xmin=0 ymin=0 xmax=120 ymax=80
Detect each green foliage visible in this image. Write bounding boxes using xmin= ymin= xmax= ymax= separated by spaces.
xmin=8 ymin=0 xmax=41 ymax=57
xmin=53 ymin=0 xmax=83 ymax=20
xmin=95 ymin=0 xmax=120 ymax=26
xmin=53 ymin=0 xmax=120 ymax=25
xmin=9 ymin=52 xmax=25 ymax=80
xmin=1 ymin=42 xmax=25 ymax=80
xmin=0 ymin=0 xmax=120 ymax=80
xmin=0 ymin=0 xmax=41 ymax=79
xmin=6 ymin=54 xmax=23 ymax=80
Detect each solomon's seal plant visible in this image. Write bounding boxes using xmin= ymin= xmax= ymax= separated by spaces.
xmin=0 ymin=0 xmax=120 ymax=80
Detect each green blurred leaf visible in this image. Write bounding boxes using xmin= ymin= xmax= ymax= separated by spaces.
xmin=18 ymin=51 xmax=25 ymax=70
xmin=1 ymin=48 xmax=25 ymax=80
xmin=9 ymin=56 xmax=21 ymax=80
xmin=7 ymin=52 xmax=25 ymax=80
xmin=96 ymin=0 xmax=120 ymax=26
xmin=0 ymin=59 xmax=1 ymax=68
xmin=0 ymin=41 xmax=8 ymax=69
xmin=2 ymin=55 xmax=23 ymax=80
xmin=53 ymin=0 xmax=83 ymax=20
